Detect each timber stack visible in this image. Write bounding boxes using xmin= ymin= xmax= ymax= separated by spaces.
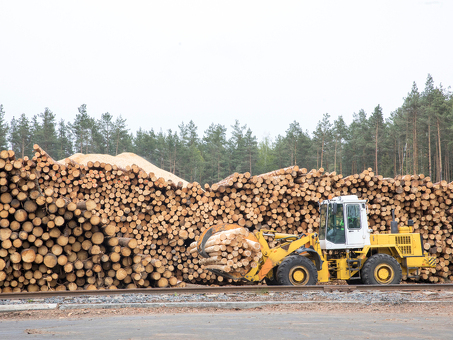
xmin=1 ymin=144 xmax=452 ymax=293
xmin=0 ymin=146 xmax=185 ymax=292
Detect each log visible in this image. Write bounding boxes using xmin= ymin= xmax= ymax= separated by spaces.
xmin=21 ymin=249 xmax=36 ymax=263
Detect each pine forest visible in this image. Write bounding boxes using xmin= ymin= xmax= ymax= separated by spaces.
xmin=1 ymin=74 xmax=452 ymax=185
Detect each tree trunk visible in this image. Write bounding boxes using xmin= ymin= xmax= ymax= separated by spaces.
xmin=334 ymin=139 xmax=337 ymax=173
xmin=428 ymin=122 xmax=432 ymax=179
xmin=393 ymin=139 xmax=397 ymax=177
xmin=375 ymin=122 xmax=378 ymax=175
xmin=320 ymin=136 xmax=324 ymax=169
xmin=316 ymin=149 xmax=319 ymax=169
xmin=217 ymin=154 xmax=220 ymax=182
xmin=437 ymin=118 xmax=442 ymax=181
xmin=413 ymin=111 xmax=417 ymax=175
xmin=404 ymin=142 xmax=408 ymax=176
xmin=116 ymin=134 xmax=119 ymax=156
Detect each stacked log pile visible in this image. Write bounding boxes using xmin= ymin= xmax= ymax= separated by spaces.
xmin=0 ymin=146 xmax=186 ymax=292
xmin=1 ymin=144 xmax=453 ymax=292
xmin=31 ymin=144 xmax=228 ymax=286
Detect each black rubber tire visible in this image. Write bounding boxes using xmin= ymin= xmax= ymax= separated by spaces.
xmin=276 ymin=255 xmax=318 ymax=286
xmin=362 ymin=254 xmax=402 ymax=285
xmin=264 ymin=267 xmax=279 ymax=286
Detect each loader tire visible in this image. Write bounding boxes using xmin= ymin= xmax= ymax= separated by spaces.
xmin=276 ymin=255 xmax=318 ymax=286
xmin=362 ymin=254 xmax=402 ymax=285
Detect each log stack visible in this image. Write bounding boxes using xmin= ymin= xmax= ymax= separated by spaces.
xmin=1 ymin=144 xmax=453 ymax=292
xmin=0 ymin=146 xmax=184 ymax=292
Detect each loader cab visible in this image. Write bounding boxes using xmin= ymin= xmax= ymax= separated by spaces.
xmin=318 ymin=195 xmax=371 ymax=250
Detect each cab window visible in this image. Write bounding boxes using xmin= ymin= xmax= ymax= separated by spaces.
xmin=347 ymin=205 xmax=361 ymax=229
xmin=326 ymin=203 xmax=345 ymax=244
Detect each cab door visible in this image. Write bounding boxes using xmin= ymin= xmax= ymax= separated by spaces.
xmin=345 ymin=204 xmax=363 ymax=246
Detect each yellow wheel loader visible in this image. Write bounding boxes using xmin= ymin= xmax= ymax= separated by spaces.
xmin=197 ymin=195 xmax=436 ymax=285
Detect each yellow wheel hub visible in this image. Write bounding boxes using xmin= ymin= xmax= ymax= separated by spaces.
xmin=289 ymin=266 xmax=309 ymax=285
xmin=374 ymin=264 xmax=394 ymax=284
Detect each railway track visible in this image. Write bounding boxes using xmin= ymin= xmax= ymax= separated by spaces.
xmin=1 ymin=283 xmax=452 ymax=300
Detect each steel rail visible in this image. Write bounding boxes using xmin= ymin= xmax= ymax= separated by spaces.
xmin=1 ymin=283 xmax=452 ymax=300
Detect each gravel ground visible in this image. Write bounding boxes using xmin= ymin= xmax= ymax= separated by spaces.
xmin=1 ymin=289 xmax=453 ymax=306
xmin=1 ymin=290 xmax=453 ymax=322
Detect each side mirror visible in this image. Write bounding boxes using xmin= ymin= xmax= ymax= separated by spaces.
xmin=332 ymin=203 xmax=337 ymax=215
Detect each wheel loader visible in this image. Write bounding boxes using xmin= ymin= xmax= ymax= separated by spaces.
xmin=197 ymin=195 xmax=436 ymax=285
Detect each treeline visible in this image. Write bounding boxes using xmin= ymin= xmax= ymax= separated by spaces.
xmin=0 ymin=74 xmax=452 ymax=185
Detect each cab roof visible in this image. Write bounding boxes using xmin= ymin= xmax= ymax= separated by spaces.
xmin=321 ymin=195 xmax=367 ymax=205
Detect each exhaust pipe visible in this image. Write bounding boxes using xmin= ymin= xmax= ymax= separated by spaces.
xmin=390 ymin=209 xmax=398 ymax=234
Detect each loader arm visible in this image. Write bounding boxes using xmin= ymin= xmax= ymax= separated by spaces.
xmin=244 ymin=231 xmax=323 ymax=282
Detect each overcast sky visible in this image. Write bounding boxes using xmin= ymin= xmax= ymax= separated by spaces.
xmin=1 ymin=1 xmax=452 ymax=141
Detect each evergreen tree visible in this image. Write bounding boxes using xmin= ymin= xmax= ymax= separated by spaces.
xmin=403 ymin=83 xmax=421 ymax=175
xmin=177 ymin=122 xmax=190 ymax=179
xmin=0 ymin=105 xmax=9 ymax=150
xmin=332 ymin=116 xmax=347 ymax=174
xmin=34 ymin=108 xmax=58 ymax=157
xmin=112 ymin=115 xmax=130 ymax=155
xmin=243 ymin=128 xmax=258 ymax=174
xmin=155 ymin=130 xmax=167 ymax=170
xmin=178 ymin=121 xmax=202 ymax=181
xmin=421 ymin=74 xmax=436 ymax=179
xmin=387 ymin=107 xmax=407 ymax=176
xmin=379 ymin=116 xmax=394 ymax=177
xmin=69 ymin=104 xmax=94 ymax=153
xmin=344 ymin=110 xmax=371 ymax=174
xmin=134 ymin=128 xmax=157 ymax=163
xmin=368 ymin=105 xmax=384 ymax=175
xmin=10 ymin=113 xmax=32 ymax=158
xmin=9 ymin=117 xmax=17 ymax=150
xmin=186 ymin=120 xmax=199 ymax=146
xmin=432 ymin=84 xmax=450 ymax=181
xmin=98 ymin=112 xmax=115 ymax=154
xmin=30 ymin=115 xmax=40 ymax=147
xmin=228 ymin=120 xmax=247 ymax=173
xmin=256 ymin=135 xmax=275 ymax=175
xmin=56 ymin=119 xmax=73 ymax=160
xmin=187 ymin=143 xmax=204 ymax=183
xmin=313 ymin=113 xmax=332 ymax=169
xmin=202 ymin=123 xmax=228 ymax=184
xmin=285 ymin=121 xmax=302 ymax=167
xmin=273 ymin=135 xmax=290 ymax=169
xmin=164 ymin=129 xmax=180 ymax=174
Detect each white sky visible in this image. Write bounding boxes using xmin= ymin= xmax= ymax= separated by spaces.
xmin=1 ymin=1 xmax=452 ymax=141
